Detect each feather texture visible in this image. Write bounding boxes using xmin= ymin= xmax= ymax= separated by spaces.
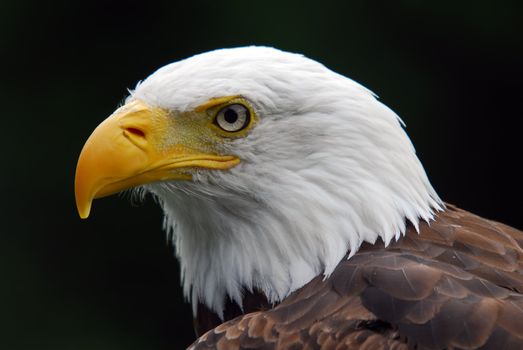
xmin=190 ymin=205 xmax=523 ymax=350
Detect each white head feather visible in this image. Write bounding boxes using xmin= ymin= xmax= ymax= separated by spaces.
xmin=129 ymin=46 xmax=443 ymax=318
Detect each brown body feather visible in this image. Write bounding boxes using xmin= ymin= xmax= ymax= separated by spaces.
xmin=190 ymin=205 xmax=523 ymax=349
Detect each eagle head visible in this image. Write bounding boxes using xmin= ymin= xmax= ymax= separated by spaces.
xmin=75 ymin=46 xmax=442 ymax=317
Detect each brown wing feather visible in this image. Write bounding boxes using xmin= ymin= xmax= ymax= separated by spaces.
xmin=190 ymin=205 xmax=523 ymax=349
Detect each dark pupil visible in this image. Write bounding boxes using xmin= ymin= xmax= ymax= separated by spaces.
xmin=224 ymin=108 xmax=238 ymax=123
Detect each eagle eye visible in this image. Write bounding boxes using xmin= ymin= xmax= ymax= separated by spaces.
xmin=214 ymin=104 xmax=250 ymax=132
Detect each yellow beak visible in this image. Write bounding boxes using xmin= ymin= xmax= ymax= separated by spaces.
xmin=75 ymin=100 xmax=240 ymax=219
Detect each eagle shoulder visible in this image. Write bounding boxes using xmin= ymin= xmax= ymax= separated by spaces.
xmin=190 ymin=205 xmax=523 ymax=349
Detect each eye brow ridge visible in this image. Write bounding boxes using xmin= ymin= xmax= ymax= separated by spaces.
xmin=194 ymin=95 xmax=241 ymax=113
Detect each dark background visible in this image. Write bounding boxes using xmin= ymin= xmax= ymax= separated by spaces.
xmin=1 ymin=1 xmax=521 ymax=349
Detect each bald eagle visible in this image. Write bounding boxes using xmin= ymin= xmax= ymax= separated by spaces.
xmin=75 ymin=47 xmax=523 ymax=349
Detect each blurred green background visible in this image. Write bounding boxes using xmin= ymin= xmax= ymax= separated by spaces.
xmin=1 ymin=0 xmax=522 ymax=349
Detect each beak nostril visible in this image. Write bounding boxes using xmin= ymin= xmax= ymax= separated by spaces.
xmin=126 ymin=127 xmax=146 ymax=138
